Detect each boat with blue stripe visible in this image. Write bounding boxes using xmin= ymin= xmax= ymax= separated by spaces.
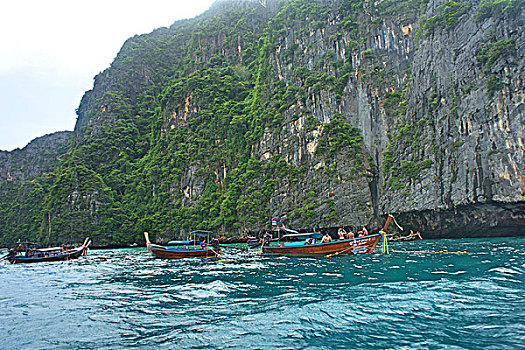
xmin=144 ymin=231 xmax=220 ymax=259
xmin=261 ymin=216 xmax=395 ymax=257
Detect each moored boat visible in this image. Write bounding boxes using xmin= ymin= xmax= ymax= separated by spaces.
xmin=261 ymin=216 xmax=395 ymax=257
xmin=6 ymin=238 xmax=91 ymax=264
xmin=261 ymin=233 xmax=381 ymax=257
xmin=250 ymin=225 xmax=319 ymax=249
xmin=144 ymin=231 xmax=220 ymax=259
xmin=389 ymin=231 xmax=422 ymax=242
xmin=247 ymin=236 xmax=262 ymax=249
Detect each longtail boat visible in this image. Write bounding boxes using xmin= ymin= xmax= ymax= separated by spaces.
xmin=144 ymin=231 xmax=220 ymax=259
xmin=261 ymin=216 xmax=395 ymax=257
xmin=389 ymin=231 xmax=422 ymax=242
xmin=262 ymin=234 xmax=381 ymax=256
xmin=247 ymin=236 xmax=262 ymax=249
xmin=6 ymin=238 xmax=91 ymax=264
xmin=249 ymin=230 xmax=325 ymax=249
xmin=248 ymin=226 xmax=314 ymax=249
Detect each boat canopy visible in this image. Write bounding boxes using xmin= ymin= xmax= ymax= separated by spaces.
xmin=279 ymin=227 xmax=299 ymax=234
xmin=281 ymin=232 xmax=323 ymax=240
xmin=190 ymin=231 xmax=212 ymax=236
xmin=37 ymin=247 xmax=63 ymax=252
xmin=166 ymin=231 xmax=212 ymax=245
xmin=167 ymin=240 xmax=193 ymax=246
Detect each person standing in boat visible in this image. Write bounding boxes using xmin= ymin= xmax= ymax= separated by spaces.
xmin=338 ymin=228 xmax=347 ymax=240
xmin=321 ymin=233 xmax=332 ymax=243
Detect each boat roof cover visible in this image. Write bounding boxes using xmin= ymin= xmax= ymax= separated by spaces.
xmin=281 ymin=232 xmax=323 ymax=239
xmin=190 ymin=231 xmax=212 ymax=236
xmin=167 ymin=240 xmax=193 ymax=245
xmin=37 ymin=247 xmax=63 ymax=252
xmin=15 ymin=242 xmax=38 ymax=246
xmin=275 ymin=227 xmax=299 ymax=234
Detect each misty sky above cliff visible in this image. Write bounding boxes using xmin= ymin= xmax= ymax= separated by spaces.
xmin=0 ymin=0 xmax=216 ymax=151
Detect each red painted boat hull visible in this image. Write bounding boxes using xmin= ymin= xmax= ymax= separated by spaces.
xmin=262 ymin=234 xmax=381 ymax=257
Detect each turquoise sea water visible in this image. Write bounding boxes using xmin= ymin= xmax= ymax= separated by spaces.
xmin=1 ymin=237 xmax=524 ymax=349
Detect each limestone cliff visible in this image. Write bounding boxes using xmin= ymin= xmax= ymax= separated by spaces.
xmin=250 ymin=0 xmax=525 ymax=236
xmin=0 ymin=131 xmax=72 ymax=185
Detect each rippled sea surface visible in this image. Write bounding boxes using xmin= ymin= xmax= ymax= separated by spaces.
xmin=1 ymin=237 xmax=524 ymax=349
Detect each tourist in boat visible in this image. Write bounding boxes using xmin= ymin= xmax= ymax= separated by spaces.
xmin=338 ymin=228 xmax=347 ymax=240
xmin=262 ymin=233 xmax=272 ymax=246
xmin=407 ymin=230 xmax=423 ymax=239
xmin=362 ymin=226 xmax=368 ymax=235
xmin=200 ymin=240 xmax=206 ymax=249
xmin=346 ymin=231 xmax=355 ymax=239
xmin=320 ymin=233 xmax=332 ymax=243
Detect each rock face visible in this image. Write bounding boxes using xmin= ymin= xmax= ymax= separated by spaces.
xmin=397 ymin=202 xmax=525 ymax=238
xmin=249 ymin=0 xmax=525 ymax=235
xmin=378 ymin=0 xmax=525 ymax=234
xmin=0 ymin=0 xmax=524 ymax=246
xmin=0 ymin=131 xmax=72 ymax=185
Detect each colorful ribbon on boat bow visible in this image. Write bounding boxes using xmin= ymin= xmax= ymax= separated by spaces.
xmin=379 ymin=230 xmax=389 ymax=254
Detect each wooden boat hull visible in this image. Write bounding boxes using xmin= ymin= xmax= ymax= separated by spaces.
xmin=247 ymin=240 xmax=262 ymax=249
xmin=147 ymin=243 xmax=219 ymax=259
xmin=144 ymin=232 xmax=219 ymax=259
xmin=8 ymin=239 xmax=90 ymax=264
xmin=10 ymin=248 xmax=86 ymax=264
xmin=262 ymin=234 xmax=381 ymax=257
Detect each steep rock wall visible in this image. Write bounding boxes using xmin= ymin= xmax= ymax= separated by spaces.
xmin=248 ymin=0 xmax=524 ymax=235
xmin=380 ymin=0 xmax=525 ymax=234
xmin=0 ymin=131 xmax=72 ymax=185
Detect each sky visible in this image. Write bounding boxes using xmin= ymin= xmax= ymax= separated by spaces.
xmin=0 ymin=0 xmax=216 ymax=151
